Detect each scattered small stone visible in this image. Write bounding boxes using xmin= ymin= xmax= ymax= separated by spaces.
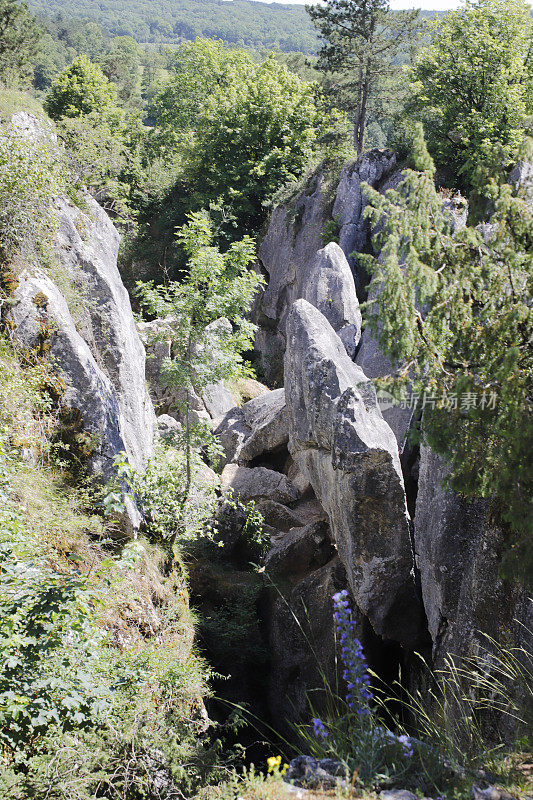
xmin=284 ymin=755 xmax=346 ymax=790
xmin=471 ymin=785 xmax=519 ymax=800
xmin=380 ymin=791 xmax=418 ymax=800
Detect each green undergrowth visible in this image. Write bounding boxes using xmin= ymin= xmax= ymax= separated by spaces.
xmin=0 ymin=335 xmax=216 ymax=799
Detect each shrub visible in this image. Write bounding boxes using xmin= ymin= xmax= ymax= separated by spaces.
xmin=0 ymin=119 xmax=63 ymax=269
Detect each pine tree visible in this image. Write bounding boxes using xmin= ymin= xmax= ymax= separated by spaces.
xmin=360 ymin=125 xmax=533 ymax=583
xmin=307 ymin=0 xmax=419 ymax=154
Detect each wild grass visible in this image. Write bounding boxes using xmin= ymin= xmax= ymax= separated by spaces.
xmin=0 ymin=87 xmax=46 ymax=122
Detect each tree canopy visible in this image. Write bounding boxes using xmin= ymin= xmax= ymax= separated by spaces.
xmin=0 ymin=0 xmax=41 ymax=85
xmin=307 ymin=0 xmax=419 ymax=153
xmin=410 ymin=0 xmax=533 ymax=189
xmin=44 ymin=54 xmax=119 ymax=121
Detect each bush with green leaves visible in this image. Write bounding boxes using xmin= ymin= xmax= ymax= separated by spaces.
xmin=44 ymin=54 xmax=120 ymax=122
xmin=359 ymin=124 xmax=533 ymax=583
xmin=0 ymin=119 xmax=64 ymax=268
xmin=137 ymin=212 xmax=264 ymax=548
xmin=104 ymin=441 xmax=220 ymax=550
xmin=409 ymin=0 xmax=533 ymax=189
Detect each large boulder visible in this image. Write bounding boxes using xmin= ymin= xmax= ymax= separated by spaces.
xmin=302 ymin=242 xmax=362 ymax=358
xmin=414 ymin=445 xmax=532 ymax=665
xmin=215 ymin=388 xmax=289 ymax=466
xmin=284 ymin=299 xmax=421 ymax=646
xmin=221 ymin=464 xmax=299 ymax=505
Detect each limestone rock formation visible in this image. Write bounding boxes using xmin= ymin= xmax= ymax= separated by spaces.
xmin=9 ymin=192 xmax=156 ymax=529
xmin=284 ymin=299 xmax=420 ymax=646
xmin=253 ymin=150 xmax=401 ymax=384
xmin=302 ymin=242 xmax=362 ymax=358
xmin=414 ymin=445 xmax=532 ymax=664
xmin=332 ymin=149 xmax=398 ymax=288
xmin=55 ymin=196 xmax=155 ymax=472
xmin=10 ymin=268 xmax=126 ymax=478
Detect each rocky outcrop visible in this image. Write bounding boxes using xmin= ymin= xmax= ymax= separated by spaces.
xmin=284 ymin=299 xmax=421 ymax=646
xmin=302 ymin=242 xmax=362 ymax=359
xmin=332 ymin=149 xmax=398 ymax=288
xmin=9 ymin=189 xmax=155 ymax=528
xmin=354 ymin=320 xmax=415 ymax=456
xmin=55 ymin=196 xmax=155 ymax=472
xmin=11 ymin=268 xmax=126 ymax=477
xmin=414 ymin=445 xmax=532 ymax=664
xmin=253 ymin=150 xmax=401 ymax=385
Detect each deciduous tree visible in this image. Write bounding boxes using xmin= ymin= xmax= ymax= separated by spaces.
xmin=410 ymin=0 xmax=533 ymax=190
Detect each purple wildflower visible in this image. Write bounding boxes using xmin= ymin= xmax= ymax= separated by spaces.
xmin=332 ymin=590 xmax=373 ymax=712
xmin=397 ymin=734 xmax=413 ymax=758
xmin=312 ymin=717 xmax=328 ymax=739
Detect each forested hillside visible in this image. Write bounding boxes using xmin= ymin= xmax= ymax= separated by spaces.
xmin=0 ymin=0 xmax=532 ymax=798
xmin=28 ymin=0 xmax=320 ymax=53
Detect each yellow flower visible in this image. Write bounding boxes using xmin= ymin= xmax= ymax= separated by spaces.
xmin=267 ymin=755 xmax=282 ymax=773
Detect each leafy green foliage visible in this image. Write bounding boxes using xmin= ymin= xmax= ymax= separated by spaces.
xmin=0 ymin=548 xmax=107 ymax=754
xmin=136 ymin=212 xmax=263 ymax=546
xmin=105 ymin=443 xmax=220 ymax=547
xmin=137 ymin=212 xmax=263 ymax=407
xmin=308 ymin=0 xmax=420 ymax=154
xmin=44 ymin=54 xmax=120 ymax=121
xmin=0 ymin=118 xmax=63 ymax=268
xmin=360 ymin=125 xmax=533 ymax=582
xmin=151 ymin=40 xmax=323 ymax=241
xmin=0 ymin=0 xmax=41 ymax=86
xmin=409 ymin=0 xmax=533 ymax=190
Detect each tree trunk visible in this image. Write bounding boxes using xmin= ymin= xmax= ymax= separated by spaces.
xmin=353 ymin=60 xmax=364 ymax=151
xmin=357 ymin=60 xmax=371 ymax=155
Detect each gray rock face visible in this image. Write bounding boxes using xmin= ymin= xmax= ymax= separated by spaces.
xmin=332 ymin=150 xmax=398 ymax=287
xmin=414 ymin=445 xmax=532 ymax=664
xmin=11 ymin=268 xmax=126 ymax=479
xmin=221 ymin=464 xmax=299 ymax=505
xmin=9 ymin=192 xmax=157 ymax=530
xmin=264 ymin=520 xmax=334 ymax=580
xmin=284 ymin=299 xmax=420 ymax=645
xmin=355 ymin=324 xmax=414 ymax=455
xmin=254 ymin=171 xmax=330 ymax=385
xmin=253 ymin=151 xmax=400 ymax=384
xmin=54 ymin=196 xmax=155 ymax=473
xmin=302 ymin=242 xmax=362 ymax=358
xmin=214 ymin=388 xmax=288 ymax=466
